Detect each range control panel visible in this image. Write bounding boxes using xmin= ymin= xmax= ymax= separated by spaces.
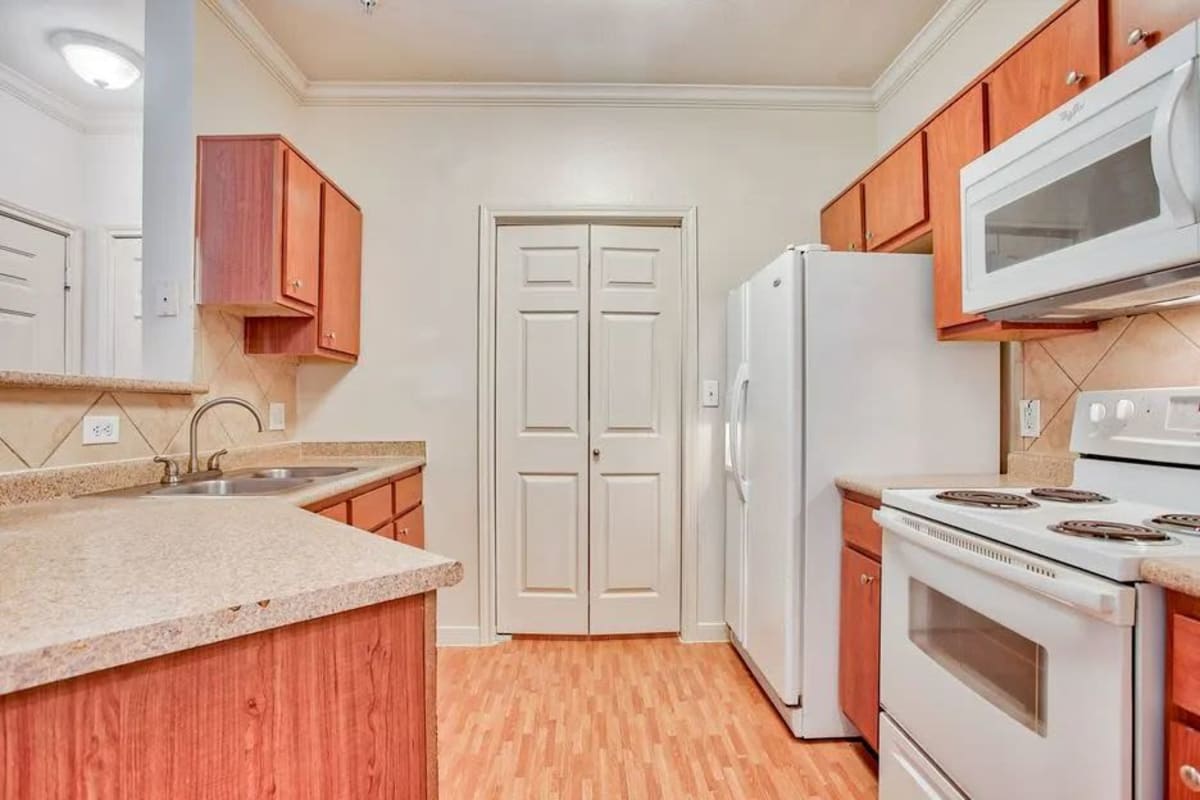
xmin=1070 ymin=387 xmax=1200 ymax=466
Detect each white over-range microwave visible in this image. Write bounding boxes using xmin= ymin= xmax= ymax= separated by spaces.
xmin=961 ymin=22 xmax=1200 ymax=322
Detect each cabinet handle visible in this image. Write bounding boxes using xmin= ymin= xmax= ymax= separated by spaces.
xmin=1065 ymin=70 xmax=1085 ymax=86
xmin=848 ymin=242 xmax=858 ymax=251
xmin=1181 ymin=764 xmax=1200 ymax=792
xmin=290 ymin=279 xmax=303 ymax=289
xmin=328 ymin=331 xmax=337 ymax=341
xmin=859 ymin=574 xmax=876 ymax=585
xmin=1127 ymin=27 xmax=1148 ymax=46
xmin=865 ymin=231 xmax=874 ymax=242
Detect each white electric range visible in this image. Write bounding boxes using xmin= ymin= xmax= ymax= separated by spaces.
xmin=874 ymin=386 xmax=1200 ymax=800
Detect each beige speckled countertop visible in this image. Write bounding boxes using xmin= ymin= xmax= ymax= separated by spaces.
xmin=0 ymin=454 xmax=463 ymax=696
xmin=1141 ymin=559 xmax=1200 ymax=598
xmin=836 ymin=473 xmax=1036 ymax=503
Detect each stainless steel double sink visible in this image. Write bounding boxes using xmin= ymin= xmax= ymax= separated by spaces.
xmin=129 ymin=466 xmax=360 ymax=498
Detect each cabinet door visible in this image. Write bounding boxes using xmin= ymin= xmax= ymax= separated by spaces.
xmin=820 ymin=185 xmax=865 ymax=252
xmin=318 ymin=502 xmax=348 ymax=524
xmin=927 ymin=84 xmax=989 ymax=331
xmin=319 ymin=185 xmax=363 ymax=356
xmin=394 ymin=504 xmax=425 ymax=549
xmin=839 ymin=545 xmax=881 ymax=750
xmin=1170 ymin=722 xmax=1200 ymax=800
xmin=1109 ymin=0 xmax=1200 ymax=72
xmin=987 ymin=0 xmax=1102 ymax=146
xmin=863 ymin=133 xmax=928 ymax=250
xmin=281 ymin=148 xmax=321 ymax=307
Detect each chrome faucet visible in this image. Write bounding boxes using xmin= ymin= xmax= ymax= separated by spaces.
xmin=186 ymin=396 xmax=264 ymax=473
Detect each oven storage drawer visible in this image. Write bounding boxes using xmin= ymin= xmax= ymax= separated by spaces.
xmin=879 ymin=713 xmax=966 ymax=800
xmin=877 ymin=508 xmax=1136 ymax=800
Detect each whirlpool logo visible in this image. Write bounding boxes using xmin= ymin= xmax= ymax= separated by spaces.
xmin=1059 ymin=101 xmax=1085 ymax=123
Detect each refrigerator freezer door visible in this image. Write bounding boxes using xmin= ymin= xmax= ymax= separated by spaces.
xmin=724 ymin=285 xmax=750 ymax=642
xmin=742 ymin=250 xmax=802 ymax=706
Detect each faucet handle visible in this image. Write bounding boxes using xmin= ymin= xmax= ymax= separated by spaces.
xmin=206 ymin=449 xmax=229 ymax=472
xmin=153 ymin=456 xmax=181 ymax=485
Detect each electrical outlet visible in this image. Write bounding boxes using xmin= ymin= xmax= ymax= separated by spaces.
xmin=702 ymin=380 xmax=720 ymax=408
xmin=1020 ymin=399 xmax=1041 ymax=437
xmin=268 ymin=402 xmax=286 ymax=431
xmin=82 ymin=415 xmax=120 ymax=445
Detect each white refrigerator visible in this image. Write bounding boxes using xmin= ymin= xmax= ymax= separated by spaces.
xmin=724 ymin=245 xmax=1000 ymax=738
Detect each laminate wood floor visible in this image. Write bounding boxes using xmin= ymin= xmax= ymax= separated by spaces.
xmin=437 ymin=637 xmax=877 ymax=799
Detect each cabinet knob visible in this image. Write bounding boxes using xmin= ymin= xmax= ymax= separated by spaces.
xmin=865 ymin=231 xmax=874 ymax=242
xmin=859 ymin=574 xmax=876 ymax=585
xmin=290 ymin=279 xmax=303 ymax=289
xmin=592 ymin=448 xmax=601 ymax=458
xmin=1181 ymin=764 xmax=1200 ymax=792
xmin=848 ymin=242 xmax=858 ymax=251
xmin=398 ymin=528 xmax=409 ymax=539
xmin=1127 ymin=27 xmax=1148 ymax=46
xmin=328 ymin=331 xmax=337 ymax=341
xmin=1065 ymin=70 xmax=1085 ymax=86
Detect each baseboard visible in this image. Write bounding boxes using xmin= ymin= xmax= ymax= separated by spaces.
xmin=682 ymin=621 xmax=731 ymax=643
xmin=436 ymin=625 xmax=484 ymax=646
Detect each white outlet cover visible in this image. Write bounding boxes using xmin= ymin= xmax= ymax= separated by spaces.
xmin=702 ymin=379 xmax=720 ymax=408
xmin=82 ymin=415 xmax=120 ymax=445
xmin=1020 ymin=399 xmax=1041 ymax=437
xmin=268 ymin=402 xmax=286 ymax=431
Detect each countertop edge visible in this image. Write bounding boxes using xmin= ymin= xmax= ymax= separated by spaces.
xmin=1141 ymin=558 xmax=1200 ymax=599
xmin=0 ymin=558 xmax=463 ymax=696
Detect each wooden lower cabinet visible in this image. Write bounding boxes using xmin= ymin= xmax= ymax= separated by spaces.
xmin=1166 ymin=591 xmax=1200 ymax=799
xmin=307 ymin=467 xmax=426 ymax=548
xmin=839 ymin=496 xmax=883 ymax=751
xmin=0 ymin=594 xmax=437 ymax=800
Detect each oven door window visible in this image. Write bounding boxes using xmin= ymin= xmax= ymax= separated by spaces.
xmin=984 ymin=137 xmax=1160 ymax=274
xmin=909 ymin=579 xmax=1047 ymax=735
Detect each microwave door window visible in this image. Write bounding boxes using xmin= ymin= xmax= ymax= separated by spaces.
xmin=985 ymin=138 xmax=1161 ymax=273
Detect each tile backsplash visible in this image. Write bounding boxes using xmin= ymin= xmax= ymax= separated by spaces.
xmin=1020 ymin=307 xmax=1200 ymax=457
xmin=0 ymin=309 xmax=297 ymax=471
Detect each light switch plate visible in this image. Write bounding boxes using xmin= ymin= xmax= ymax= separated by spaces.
xmin=268 ymin=402 xmax=286 ymax=431
xmin=154 ymin=281 xmax=179 ymax=317
xmin=82 ymin=415 xmax=120 ymax=445
xmin=702 ymin=379 xmax=720 ymax=408
xmin=1020 ymin=399 xmax=1041 ymax=437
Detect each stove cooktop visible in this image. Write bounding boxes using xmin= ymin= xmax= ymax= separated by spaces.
xmin=883 ymin=486 xmax=1200 ymax=582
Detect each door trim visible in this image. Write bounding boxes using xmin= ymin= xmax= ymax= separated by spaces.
xmin=95 ymin=227 xmax=143 ymax=377
xmin=0 ymin=197 xmax=84 ymax=375
xmin=477 ymin=206 xmax=701 ymax=645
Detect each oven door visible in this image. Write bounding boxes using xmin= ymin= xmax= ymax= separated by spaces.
xmin=877 ymin=508 xmax=1136 ymax=800
xmin=961 ymin=25 xmax=1200 ymax=318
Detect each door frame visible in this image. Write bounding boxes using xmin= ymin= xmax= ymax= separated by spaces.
xmin=477 ymin=205 xmax=701 ymax=644
xmin=0 ymin=198 xmax=84 ymax=375
xmin=95 ymin=227 xmax=143 ymax=376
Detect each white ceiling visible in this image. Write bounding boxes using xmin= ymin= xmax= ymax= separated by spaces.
xmin=0 ymin=0 xmax=144 ymax=113
xmin=240 ymin=0 xmax=944 ymax=87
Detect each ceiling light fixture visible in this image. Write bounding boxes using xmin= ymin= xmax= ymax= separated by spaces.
xmin=49 ymin=30 xmax=143 ymax=91
xmin=360 ymin=0 xmax=378 ymax=13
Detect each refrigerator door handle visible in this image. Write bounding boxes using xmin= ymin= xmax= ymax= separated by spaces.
xmin=729 ymin=362 xmax=750 ymax=502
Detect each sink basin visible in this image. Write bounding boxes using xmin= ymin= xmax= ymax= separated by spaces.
xmin=149 ymin=477 xmax=311 ymax=496
xmin=239 ymin=466 xmax=359 ymax=480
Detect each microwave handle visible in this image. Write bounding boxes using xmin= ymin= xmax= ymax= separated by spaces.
xmin=1151 ymin=60 xmax=1199 ymax=226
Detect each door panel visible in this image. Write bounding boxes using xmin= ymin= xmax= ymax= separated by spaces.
xmin=820 ymin=185 xmax=866 ymax=251
xmin=111 ymin=236 xmax=143 ymax=378
xmin=495 ymin=225 xmax=590 ymax=634
xmin=318 ymin=185 xmax=362 ymax=356
xmin=282 ymin=149 xmax=321 ymax=307
xmin=838 ymin=545 xmax=881 ymax=750
xmin=1109 ymin=0 xmax=1200 ymax=72
xmin=588 ymin=225 xmax=681 ymax=634
xmin=0 ymin=214 xmax=67 ymax=373
xmin=863 ymin=133 xmax=929 ymax=249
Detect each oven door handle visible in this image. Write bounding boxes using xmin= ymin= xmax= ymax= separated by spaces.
xmin=1151 ymin=59 xmax=1199 ymax=227
xmin=876 ymin=508 xmax=1136 ymax=626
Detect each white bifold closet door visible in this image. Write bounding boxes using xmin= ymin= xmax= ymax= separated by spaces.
xmin=0 ymin=215 xmax=67 ymax=373
xmin=495 ymin=223 xmax=681 ymax=636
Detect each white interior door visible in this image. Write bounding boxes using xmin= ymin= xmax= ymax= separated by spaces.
xmin=495 ymin=225 xmax=591 ymax=634
xmin=0 ymin=214 xmax=67 ymax=373
xmin=495 ymin=222 xmax=683 ymax=636
xmin=111 ymin=235 xmax=143 ymax=377
xmin=588 ymin=225 xmax=681 ymax=634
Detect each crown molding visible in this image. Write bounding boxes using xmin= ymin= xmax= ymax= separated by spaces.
xmin=0 ymin=61 xmax=142 ymax=134
xmin=200 ymin=0 xmax=308 ymax=101
xmin=871 ymin=0 xmax=988 ymax=108
xmin=303 ymin=81 xmax=875 ymax=110
xmin=206 ymin=0 xmax=983 ymax=111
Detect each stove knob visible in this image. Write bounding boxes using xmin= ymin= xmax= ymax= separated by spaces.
xmin=1089 ymin=402 xmax=1108 ymax=424
xmin=1115 ymin=398 xmax=1136 ymax=422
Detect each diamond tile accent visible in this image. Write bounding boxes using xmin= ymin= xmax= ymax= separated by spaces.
xmin=1081 ymin=314 xmax=1200 ymax=391
xmin=1040 ymin=316 xmax=1131 ymax=385
xmin=0 ymin=438 xmax=26 ymax=472
xmin=0 ymin=389 xmax=101 ymax=467
xmin=1022 ymin=343 xmax=1074 ymax=434
xmin=44 ymin=394 xmax=156 ymax=467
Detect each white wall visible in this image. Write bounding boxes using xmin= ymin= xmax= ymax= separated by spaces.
xmin=0 ymin=91 xmax=86 ymax=224
xmin=292 ymin=105 xmax=876 ymax=638
xmin=874 ymin=0 xmax=1064 ymax=154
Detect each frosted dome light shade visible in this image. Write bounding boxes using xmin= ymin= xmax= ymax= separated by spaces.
xmin=50 ymin=31 xmax=142 ymax=91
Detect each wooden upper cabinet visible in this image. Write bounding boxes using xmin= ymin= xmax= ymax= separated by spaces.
xmin=863 ymin=132 xmax=929 ymax=250
xmin=987 ymin=0 xmax=1103 ymax=147
xmin=839 ymin=545 xmax=881 ymax=751
xmin=282 ymin=149 xmax=321 ymax=307
xmin=928 ymin=84 xmax=989 ymax=332
xmin=319 ymin=185 xmax=363 ymax=357
xmin=1108 ymin=0 xmax=1200 ymax=71
xmin=820 ymin=185 xmax=865 ymax=252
